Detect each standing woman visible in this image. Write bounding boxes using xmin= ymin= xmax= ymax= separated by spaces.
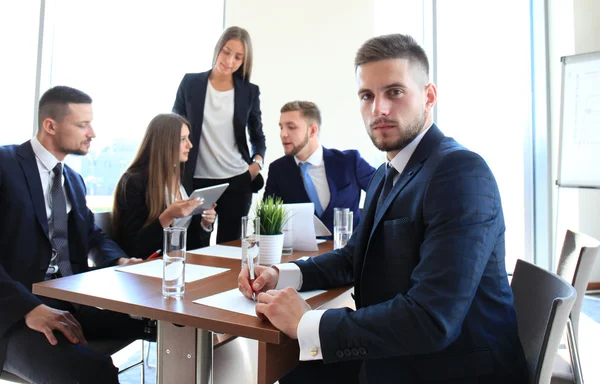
xmin=173 ymin=26 xmax=266 ymax=244
xmin=112 ymin=113 xmax=217 ymax=259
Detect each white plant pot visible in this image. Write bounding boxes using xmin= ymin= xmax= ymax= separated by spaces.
xmin=259 ymin=233 xmax=284 ymax=265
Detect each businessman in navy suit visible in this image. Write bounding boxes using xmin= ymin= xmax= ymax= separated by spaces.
xmin=239 ymin=35 xmax=527 ymax=383
xmin=264 ymin=101 xmax=375 ymax=234
xmin=0 ymin=86 xmax=148 ymax=383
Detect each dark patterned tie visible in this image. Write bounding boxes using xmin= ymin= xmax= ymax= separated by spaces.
xmin=51 ymin=163 xmax=73 ymax=276
xmin=376 ymin=164 xmax=399 ymax=214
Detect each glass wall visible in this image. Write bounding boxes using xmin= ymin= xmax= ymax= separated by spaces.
xmin=372 ymin=0 xmax=535 ymax=267
xmin=0 ymin=1 xmax=40 ymax=145
xmin=42 ymin=0 xmax=224 ymax=209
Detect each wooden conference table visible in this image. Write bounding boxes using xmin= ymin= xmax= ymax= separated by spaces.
xmin=32 ymin=240 xmax=350 ymax=384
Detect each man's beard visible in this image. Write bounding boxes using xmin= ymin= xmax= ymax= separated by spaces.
xmin=369 ymin=111 xmax=425 ymax=153
xmin=58 ymin=142 xmax=89 ymax=156
xmin=287 ymin=132 xmax=310 ymax=157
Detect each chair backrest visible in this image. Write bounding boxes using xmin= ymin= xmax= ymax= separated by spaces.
xmin=511 ymin=259 xmax=577 ymax=384
xmin=556 ymin=229 xmax=600 ymax=341
xmin=88 ymin=211 xmax=114 ymax=267
xmin=94 ymin=211 xmax=113 ymax=238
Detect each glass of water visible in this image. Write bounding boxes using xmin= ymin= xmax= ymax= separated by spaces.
xmin=241 ymin=216 xmax=260 ymax=278
xmin=333 ymin=208 xmax=353 ymax=250
xmin=281 ymin=212 xmax=293 ymax=255
xmin=163 ymin=227 xmax=187 ymax=298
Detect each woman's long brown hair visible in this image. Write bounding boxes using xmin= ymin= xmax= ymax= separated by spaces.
xmin=112 ymin=113 xmax=190 ymax=240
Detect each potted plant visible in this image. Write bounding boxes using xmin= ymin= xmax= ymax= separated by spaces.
xmin=254 ymin=196 xmax=290 ymax=265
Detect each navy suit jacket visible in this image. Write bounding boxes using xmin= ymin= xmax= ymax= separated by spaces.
xmin=294 ymin=125 xmax=527 ymax=383
xmin=173 ymin=70 xmax=266 ymax=193
xmin=0 ymin=141 xmax=126 ymax=366
xmin=264 ymin=147 xmax=375 ymax=234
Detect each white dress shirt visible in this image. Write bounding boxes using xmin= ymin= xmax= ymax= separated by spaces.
xmin=194 ymin=81 xmax=248 ymax=179
xmin=283 ymin=124 xmax=433 ymax=361
xmin=30 ymin=137 xmax=72 ymax=238
xmin=294 ymin=145 xmax=330 ymax=213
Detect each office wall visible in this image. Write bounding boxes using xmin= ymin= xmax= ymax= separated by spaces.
xmin=550 ymin=0 xmax=600 ymax=281
xmin=225 ymin=0 xmax=378 ymax=185
xmin=573 ymin=0 xmax=600 ymax=281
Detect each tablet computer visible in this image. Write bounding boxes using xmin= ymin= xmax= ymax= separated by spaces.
xmin=189 ymin=183 xmax=229 ymax=216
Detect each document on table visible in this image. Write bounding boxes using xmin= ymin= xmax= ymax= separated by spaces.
xmin=283 ymin=203 xmax=319 ymax=251
xmin=193 ymin=288 xmax=327 ymax=317
xmin=188 ymin=245 xmax=241 ymax=259
xmin=117 ymin=260 xmax=229 ymax=283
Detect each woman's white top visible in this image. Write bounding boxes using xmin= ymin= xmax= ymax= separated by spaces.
xmin=168 ymin=184 xmax=193 ymax=229
xmin=194 ymin=81 xmax=248 ymax=179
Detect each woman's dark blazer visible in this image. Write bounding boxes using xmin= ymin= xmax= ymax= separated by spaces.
xmin=172 ymin=70 xmax=266 ymax=193
xmin=114 ymin=171 xmax=211 ymax=259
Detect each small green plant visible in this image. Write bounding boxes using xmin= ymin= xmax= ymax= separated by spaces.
xmin=255 ymin=196 xmax=290 ymax=235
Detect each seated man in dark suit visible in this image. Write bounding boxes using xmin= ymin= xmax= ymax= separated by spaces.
xmin=264 ymin=101 xmax=375 ymax=234
xmin=239 ymin=35 xmax=528 ymax=383
xmin=0 ymin=86 xmax=151 ymax=384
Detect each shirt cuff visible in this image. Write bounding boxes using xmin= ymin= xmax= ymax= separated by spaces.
xmin=297 ymin=309 xmax=326 ymax=361
xmin=201 ymin=222 xmax=213 ymax=232
xmin=273 ymin=262 xmax=302 ymax=290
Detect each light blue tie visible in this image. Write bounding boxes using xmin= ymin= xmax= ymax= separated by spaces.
xmin=299 ymin=162 xmax=323 ymax=216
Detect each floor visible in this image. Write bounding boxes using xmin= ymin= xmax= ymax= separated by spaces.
xmin=116 ymin=295 xmax=600 ymax=384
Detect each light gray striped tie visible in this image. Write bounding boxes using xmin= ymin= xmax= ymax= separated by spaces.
xmin=51 ymin=163 xmax=73 ymax=276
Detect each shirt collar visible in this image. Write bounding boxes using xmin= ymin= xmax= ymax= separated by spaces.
xmin=31 ymin=136 xmax=62 ymax=173
xmin=294 ymin=145 xmax=323 ymax=167
xmin=389 ymin=124 xmax=432 ymax=174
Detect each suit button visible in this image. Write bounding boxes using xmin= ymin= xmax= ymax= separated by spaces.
xmin=336 ymin=350 xmax=344 ymax=359
xmin=351 ymin=348 xmax=359 ymax=356
xmin=344 ymin=348 xmax=352 ymax=357
xmin=358 ymin=347 xmax=367 ymax=355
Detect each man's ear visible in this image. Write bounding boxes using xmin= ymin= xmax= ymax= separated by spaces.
xmin=41 ymin=118 xmax=57 ymax=136
xmin=424 ymin=83 xmax=437 ymax=111
xmin=310 ymin=123 xmax=319 ymax=138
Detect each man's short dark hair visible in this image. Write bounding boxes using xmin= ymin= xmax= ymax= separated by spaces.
xmin=38 ymin=86 xmax=92 ymax=129
xmin=354 ymin=34 xmax=430 ymax=85
xmin=280 ymin=101 xmax=322 ymax=127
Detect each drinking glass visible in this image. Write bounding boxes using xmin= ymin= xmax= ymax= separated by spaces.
xmin=162 ymin=227 xmax=187 ymax=298
xmin=333 ymin=208 xmax=353 ymax=250
xmin=241 ymin=216 xmax=260 ymax=279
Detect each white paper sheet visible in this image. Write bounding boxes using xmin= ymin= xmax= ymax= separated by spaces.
xmin=117 ymin=260 xmax=229 ymax=283
xmin=313 ymin=216 xmax=332 ymax=237
xmin=283 ymin=203 xmax=318 ymax=251
xmin=188 ymin=245 xmax=242 ymax=259
xmin=193 ymin=288 xmax=327 ymax=317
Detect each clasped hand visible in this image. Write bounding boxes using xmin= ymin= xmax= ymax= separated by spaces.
xmin=237 ymin=265 xmax=311 ymax=339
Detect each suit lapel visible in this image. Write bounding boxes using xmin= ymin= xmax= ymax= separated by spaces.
xmin=284 ymin=156 xmax=309 ymax=201
xmin=233 ymin=75 xmax=248 ymax=141
xmin=353 ymin=165 xmax=385 ymax=287
xmin=322 ymin=147 xmax=338 ymax=215
xmin=17 ymin=142 xmax=50 ymax=240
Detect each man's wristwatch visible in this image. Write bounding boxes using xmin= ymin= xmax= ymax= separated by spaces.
xmin=252 ymin=158 xmax=263 ymax=170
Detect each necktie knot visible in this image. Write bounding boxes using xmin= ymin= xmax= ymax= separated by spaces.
xmin=299 ymin=162 xmax=311 ymax=174
xmin=385 ymin=164 xmax=398 ymax=181
xmin=53 ymin=163 xmax=63 ymax=177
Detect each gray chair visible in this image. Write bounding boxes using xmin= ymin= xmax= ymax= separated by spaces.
xmin=511 ymin=259 xmax=577 ymax=384
xmin=552 ymin=230 xmax=600 ymax=384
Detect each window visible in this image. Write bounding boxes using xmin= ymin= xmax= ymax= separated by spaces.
xmin=41 ymin=0 xmax=224 ymax=210
xmin=371 ymin=0 xmax=535 ymax=269
xmin=0 ymin=1 xmax=40 ymax=145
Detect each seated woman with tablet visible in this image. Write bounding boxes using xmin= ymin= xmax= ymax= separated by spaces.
xmin=112 ymin=113 xmax=217 ymax=259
